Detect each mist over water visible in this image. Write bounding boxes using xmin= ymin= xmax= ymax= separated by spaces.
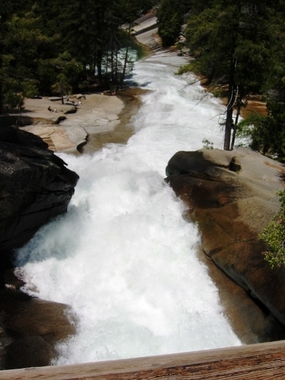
xmin=15 ymin=51 xmax=241 ymax=365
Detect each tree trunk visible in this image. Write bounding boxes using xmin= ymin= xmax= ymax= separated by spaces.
xmin=230 ymin=100 xmax=241 ymax=150
xmin=120 ymin=25 xmax=131 ymax=87
xmin=224 ymin=58 xmax=236 ymax=150
xmin=224 ymin=109 xmax=233 ymax=150
xmin=96 ymin=50 xmax=103 ymax=85
xmin=0 ymin=59 xmax=3 ymax=115
xmin=0 ymin=37 xmax=3 ymax=114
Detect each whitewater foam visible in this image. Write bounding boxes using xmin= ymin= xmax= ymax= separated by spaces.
xmin=15 ymin=51 xmax=241 ymax=365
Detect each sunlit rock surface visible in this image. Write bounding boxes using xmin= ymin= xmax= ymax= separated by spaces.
xmin=166 ymin=148 xmax=285 ymax=328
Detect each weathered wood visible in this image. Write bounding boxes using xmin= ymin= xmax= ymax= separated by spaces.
xmin=1 ymin=341 xmax=285 ymax=379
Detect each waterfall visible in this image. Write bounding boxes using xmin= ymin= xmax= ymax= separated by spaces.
xmin=15 ymin=51 xmax=241 ymax=365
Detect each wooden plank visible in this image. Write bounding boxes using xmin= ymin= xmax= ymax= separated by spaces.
xmin=1 ymin=341 xmax=285 ymax=379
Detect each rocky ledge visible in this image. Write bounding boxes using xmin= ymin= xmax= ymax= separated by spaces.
xmin=0 ymin=126 xmax=79 ymax=369
xmin=166 ymin=148 xmax=285 ymax=337
xmin=0 ymin=126 xmax=79 ymax=257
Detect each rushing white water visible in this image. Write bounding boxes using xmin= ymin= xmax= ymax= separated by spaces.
xmin=15 ymin=51 xmax=241 ymax=365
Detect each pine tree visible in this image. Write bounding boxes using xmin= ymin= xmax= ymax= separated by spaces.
xmin=185 ymin=0 xmax=275 ymax=150
xmin=157 ymin=0 xmax=189 ymax=47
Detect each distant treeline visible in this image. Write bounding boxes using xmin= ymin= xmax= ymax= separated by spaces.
xmin=0 ymin=0 xmax=156 ymax=112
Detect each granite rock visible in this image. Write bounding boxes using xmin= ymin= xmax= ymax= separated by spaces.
xmin=166 ymin=148 xmax=285 ymax=328
xmin=0 ymin=127 xmax=79 ymax=259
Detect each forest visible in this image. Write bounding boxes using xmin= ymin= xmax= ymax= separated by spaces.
xmin=157 ymin=0 xmax=285 ymax=158
xmin=157 ymin=0 xmax=285 ymax=268
xmin=0 ymin=0 xmax=156 ymax=112
xmin=1 ymin=0 xmax=285 ymax=160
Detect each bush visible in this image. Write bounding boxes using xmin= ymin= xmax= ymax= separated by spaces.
xmin=259 ymin=190 xmax=285 ymax=268
xmin=22 ymin=80 xmax=39 ymax=98
xmin=4 ymin=91 xmax=24 ymax=110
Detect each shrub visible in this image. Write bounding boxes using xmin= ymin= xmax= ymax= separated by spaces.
xmin=259 ymin=190 xmax=285 ymax=268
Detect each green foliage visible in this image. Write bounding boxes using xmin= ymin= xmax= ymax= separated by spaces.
xmin=52 ymin=74 xmax=71 ymax=97
xmin=135 ymin=42 xmax=150 ymax=61
xmin=157 ymin=0 xmax=189 ymax=47
xmin=259 ymin=190 xmax=285 ymax=268
xmin=237 ymin=112 xmax=269 ymax=152
xmin=22 ymin=80 xmax=39 ymax=98
xmin=3 ymin=90 xmax=24 ymax=110
xmin=176 ymin=63 xmax=195 ymax=75
xmin=1 ymin=6 xmax=59 ymax=108
xmin=183 ymin=0 xmax=285 ymax=151
xmin=211 ymin=86 xmax=227 ymax=99
xmin=0 ymin=0 xmax=150 ymax=113
xmin=237 ymin=106 xmax=285 ymax=161
xmin=202 ymin=138 xmax=214 ymax=149
xmin=50 ymin=52 xmax=82 ymax=95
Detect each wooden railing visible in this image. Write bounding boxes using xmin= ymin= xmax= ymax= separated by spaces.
xmin=1 ymin=340 xmax=285 ymax=379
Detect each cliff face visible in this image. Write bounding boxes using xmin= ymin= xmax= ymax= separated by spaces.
xmin=0 ymin=126 xmax=79 ymax=369
xmin=166 ymin=148 xmax=285 ymax=332
xmin=0 ymin=127 xmax=79 ymax=278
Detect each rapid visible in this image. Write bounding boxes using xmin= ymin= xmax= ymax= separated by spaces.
xmin=15 ymin=51 xmax=241 ymax=365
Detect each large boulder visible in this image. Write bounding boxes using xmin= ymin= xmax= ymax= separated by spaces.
xmin=0 ymin=289 xmax=76 ymax=369
xmin=0 ymin=126 xmax=79 ymax=369
xmin=166 ymin=148 xmax=285 ymax=329
xmin=0 ymin=126 xmax=79 ymax=257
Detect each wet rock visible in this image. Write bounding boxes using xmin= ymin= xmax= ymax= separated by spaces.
xmin=55 ymin=115 xmax=67 ymax=124
xmin=0 ymin=290 xmax=76 ymax=344
xmin=64 ymin=107 xmax=77 ymax=115
xmin=166 ymin=148 xmax=285 ymax=332
xmin=0 ymin=127 xmax=79 ymax=368
xmin=0 ymin=289 xmax=76 ymax=369
xmin=4 ymin=337 xmax=56 ymax=369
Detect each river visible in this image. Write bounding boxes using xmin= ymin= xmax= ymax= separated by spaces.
xmin=15 ymin=50 xmax=241 ymax=365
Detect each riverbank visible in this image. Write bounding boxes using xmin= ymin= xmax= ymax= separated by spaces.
xmin=19 ymin=90 xmax=141 ymax=155
xmin=80 ymin=88 xmax=148 ymax=154
xmin=16 ymin=11 xmax=160 ymax=155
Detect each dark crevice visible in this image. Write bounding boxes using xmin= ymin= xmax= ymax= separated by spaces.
xmin=229 ymin=157 xmax=241 ymax=172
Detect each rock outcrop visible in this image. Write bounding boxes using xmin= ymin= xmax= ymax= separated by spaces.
xmin=0 ymin=126 xmax=79 ymax=259
xmin=0 ymin=290 xmax=76 ymax=369
xmin=0 ymin=126 xmax=79 ymax=369
xmin=166 ymin=148 xmax=285 ymax=330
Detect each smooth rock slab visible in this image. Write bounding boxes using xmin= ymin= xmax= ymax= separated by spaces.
xmin=166 ymin=148 xmax=285 ymax=329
